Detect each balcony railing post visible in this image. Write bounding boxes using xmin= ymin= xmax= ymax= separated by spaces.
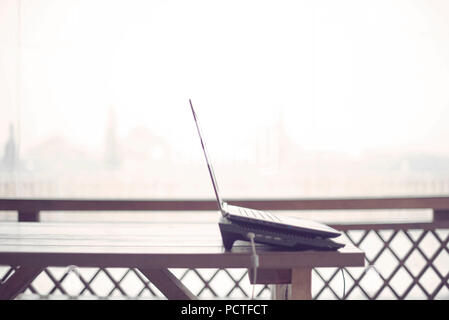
xmin=18 ymin=210 xmax=40 ymax=222
xmin=433 ymin=209 xmax=449 ymax=222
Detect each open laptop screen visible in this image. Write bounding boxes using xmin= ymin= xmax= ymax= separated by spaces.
xmin=189 ymin=99 xmax=224 ymax=212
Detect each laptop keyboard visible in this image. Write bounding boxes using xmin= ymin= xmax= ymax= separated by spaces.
xmin=237 ymin=207 xmax=281 ymax=222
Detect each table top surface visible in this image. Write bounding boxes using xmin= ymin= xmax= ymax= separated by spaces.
xmin=0 ymin=222 xmax=365 ymax=269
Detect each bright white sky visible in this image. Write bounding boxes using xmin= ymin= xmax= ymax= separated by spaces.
xmin=1 ymin=0 xmax=449 ymax=159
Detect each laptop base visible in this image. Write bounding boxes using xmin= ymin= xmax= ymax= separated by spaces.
xmin=218 ymin=217 xmax=345 ymax=251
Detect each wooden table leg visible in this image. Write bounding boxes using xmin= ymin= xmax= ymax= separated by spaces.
xmin=290 ymin=268 xmax=312 ymax=300
xmin=138 ymin=268 xmax=197 ymax=300
xmin=0 ymin=266 xmax=44 ymax=300
xmin=271 ymin=268 xmax=312 ymax=300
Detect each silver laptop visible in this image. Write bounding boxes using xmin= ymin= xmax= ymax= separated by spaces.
xmin=189 ymin=99 xmax=341 ymax=240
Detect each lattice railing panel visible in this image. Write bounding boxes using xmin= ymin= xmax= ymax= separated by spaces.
xmin=2 ymin=227 xmax=448 ymax=300
xmin=313 ymin=227 xmax=449 ymax=300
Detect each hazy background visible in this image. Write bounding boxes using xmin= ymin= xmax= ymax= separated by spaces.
xmin=1 ymin=0 xmax=449 ymax=199
xmin=1 ymin=0 xmax=449 ymax=300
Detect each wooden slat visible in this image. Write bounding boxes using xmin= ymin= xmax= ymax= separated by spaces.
xmin=0 ymin=222 xmax=364 ymax=269
xmin=1 ymin=196 xmax=449 ymax=212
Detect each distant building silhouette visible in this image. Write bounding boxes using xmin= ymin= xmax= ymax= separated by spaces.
xmin=104 ymin=107 xmax=121 ymax=168
xmin=2 ymin=124 xmax=17 ymax=171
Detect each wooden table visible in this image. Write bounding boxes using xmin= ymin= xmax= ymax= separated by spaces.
xmin=0 ymin=222 xmax=364 ymax=300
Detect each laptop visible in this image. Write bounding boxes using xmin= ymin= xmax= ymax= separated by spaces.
xmin=189 ymin=99 xmax=345 ymax=250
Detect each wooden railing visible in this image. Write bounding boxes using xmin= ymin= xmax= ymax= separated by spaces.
xmin=1 ymin=196 xmax=449 ymax=222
